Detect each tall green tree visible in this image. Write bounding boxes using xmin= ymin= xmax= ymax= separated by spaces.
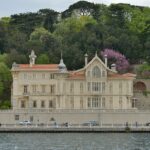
xmin=0 ymin=63 xmax=12 ymax=101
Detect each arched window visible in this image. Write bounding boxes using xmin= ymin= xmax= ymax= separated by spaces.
xmin=92 ymin=66 xmax=101 ymax=78
xmin=133 ymin=82 xmax=146 ymax=92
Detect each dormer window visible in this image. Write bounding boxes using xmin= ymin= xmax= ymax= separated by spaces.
xmin=92 ymin=66 xmax=101 ymax=78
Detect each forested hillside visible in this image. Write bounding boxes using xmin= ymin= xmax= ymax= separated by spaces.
xmin=0 ymin=1 xmax=150 ymax=104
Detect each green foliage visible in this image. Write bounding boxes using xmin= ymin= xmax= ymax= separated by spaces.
xmin=142 ymin=90 xmax=150 ymax=97
xmin=0 ymin=63 xmax=12 ymax=101
xmin=0 ymin=54 xmax=8 ymax=64
xmin=62 ymin=1 xmax=97 ymax=18
xmin=38 ymin=9 xmax=59 ymax=32
xmin=54 ymin=16 xmax=97 ymax=37
xmin=0 ymin=100 xmax=11 ymax=109
xmin=0 ymin=2 xmax=149 ymax=65
xmin=30 ymin=27 xmax=51 ymax=41
xmin=6 ymin=50 xmax=27 ymax=68
xmin=36 ymin=54 xmax=49 ymax=64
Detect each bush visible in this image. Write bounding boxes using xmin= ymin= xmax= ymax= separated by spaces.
xmin=0 ymin=100 xmax=11 ymax=109
xmin=138 ymin=64 xmax=150 ymax=78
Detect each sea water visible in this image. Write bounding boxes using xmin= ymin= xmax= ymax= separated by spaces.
xmin=0 ymin=133 xmax=149 ymax=150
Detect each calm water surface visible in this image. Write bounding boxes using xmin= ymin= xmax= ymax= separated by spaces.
xmin=0 ymin=133 xmax=149 ymax=150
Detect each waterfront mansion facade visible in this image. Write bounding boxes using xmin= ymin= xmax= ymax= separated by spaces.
xmin=11 ymin=51 xmax=136 ymax=111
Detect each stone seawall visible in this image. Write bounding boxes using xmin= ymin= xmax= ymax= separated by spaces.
xmin=0 ymin=109 xmax=150 ymax=125
xmin=0 ymin=126 xmax=149 ymax=133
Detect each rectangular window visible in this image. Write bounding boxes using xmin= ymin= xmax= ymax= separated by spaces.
xmin=80 ymin=83 xmax=83 ymax=93
xmin=33 ymin=101 xmax=37 ymax=108
xmin=98 ymin=83 xmax=101 ymax=91
xmin=92 ymin=82 xmax=101 ymax=92
xmin=92 ymin=97 xmax=99 ymax=108
xmin=15 ymin=115 xmax=19 ymax=120
xmin=70 ymin=83 xmax=74 ymax=93
xmin=50 ymin=74 xmax=54 ymax=79
xmin=50 ymin=85 xmax=55 ymax=94
xmin=49 ymin=100 xmax=53 ymax=108
xmin=21 ymin=101 xmax=25 ymax=108
xmin=102 ymin=97 xmax=105 ymax=108
xmin=70 ymin=97 xmax=74 ymax=108
xmin=41 ymin=101 xmax=45 ymax=108
xmin=87 ymin=97 xmax=91 ymax=108
xmin=102 ymin=82 xmax=105 ymax=93
xmin=23 ymin=85 xmax=28 ymax=94
xmin=88 ymin=82 xmax=91 ymax=92
xmin=80 ymin=97 xmax=83 ymax=109
xmin=92 ymin=82 xmax=96 ymax=91
xmin=30 ymin=116 xmax=33 ymax=122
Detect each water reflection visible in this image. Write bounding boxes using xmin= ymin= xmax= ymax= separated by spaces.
xmin=0 ymin=133 xmax=149 ymax=150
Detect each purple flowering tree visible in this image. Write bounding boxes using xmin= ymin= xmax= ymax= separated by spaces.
xmin=101 ymin=49 xmax=129 ymax=73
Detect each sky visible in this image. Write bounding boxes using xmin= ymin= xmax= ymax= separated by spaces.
xmin=0 ymin=0 xmax=150 ymax=17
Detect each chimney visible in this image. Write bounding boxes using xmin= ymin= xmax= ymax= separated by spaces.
xmin=111 ymin=64 xmax=116 ymax=72
xmin=104 ymin=54 xmax=107 ymax=67
xmin=84 ymin=53 xmax=88 ymax=66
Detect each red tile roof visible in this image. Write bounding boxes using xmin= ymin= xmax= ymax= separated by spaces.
xmin=17 ymin=64 xmax=59 ymax=70
xmin=108 ymin=73 xmax=136 ymax=79
xmin=68 ymin=71 xmax=85 ymax=79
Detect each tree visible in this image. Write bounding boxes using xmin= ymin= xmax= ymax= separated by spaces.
xmin=0 ymin=63 xmax=12 ymax=101
xmin=0 ymin=20 xmax=7 ymax=53
xmin=4 ymin=29 xmax=28 ymax=54
xmin=10 ymin=12 xmax=43 ymax=36
xmin=101 ymin=49 xmax=129 ymax=73
xmin=29 ymin=27 xmax=51 ymax=41
xmin=36 ymin=54 xmax=49 ymax=64
xmin=6 ymin=49 xmax=27 ymax=68
xmin=38 ymin=9 xmax=59 ymax=32
xmin=62 ymin=1 xmax=96 ymax=18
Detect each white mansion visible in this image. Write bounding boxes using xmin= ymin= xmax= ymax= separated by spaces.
xmin=11 ymin=51 xmax=136 ymax=111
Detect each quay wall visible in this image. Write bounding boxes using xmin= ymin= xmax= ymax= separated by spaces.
xmin=0 ymin=109 xmax=150 ymax=125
